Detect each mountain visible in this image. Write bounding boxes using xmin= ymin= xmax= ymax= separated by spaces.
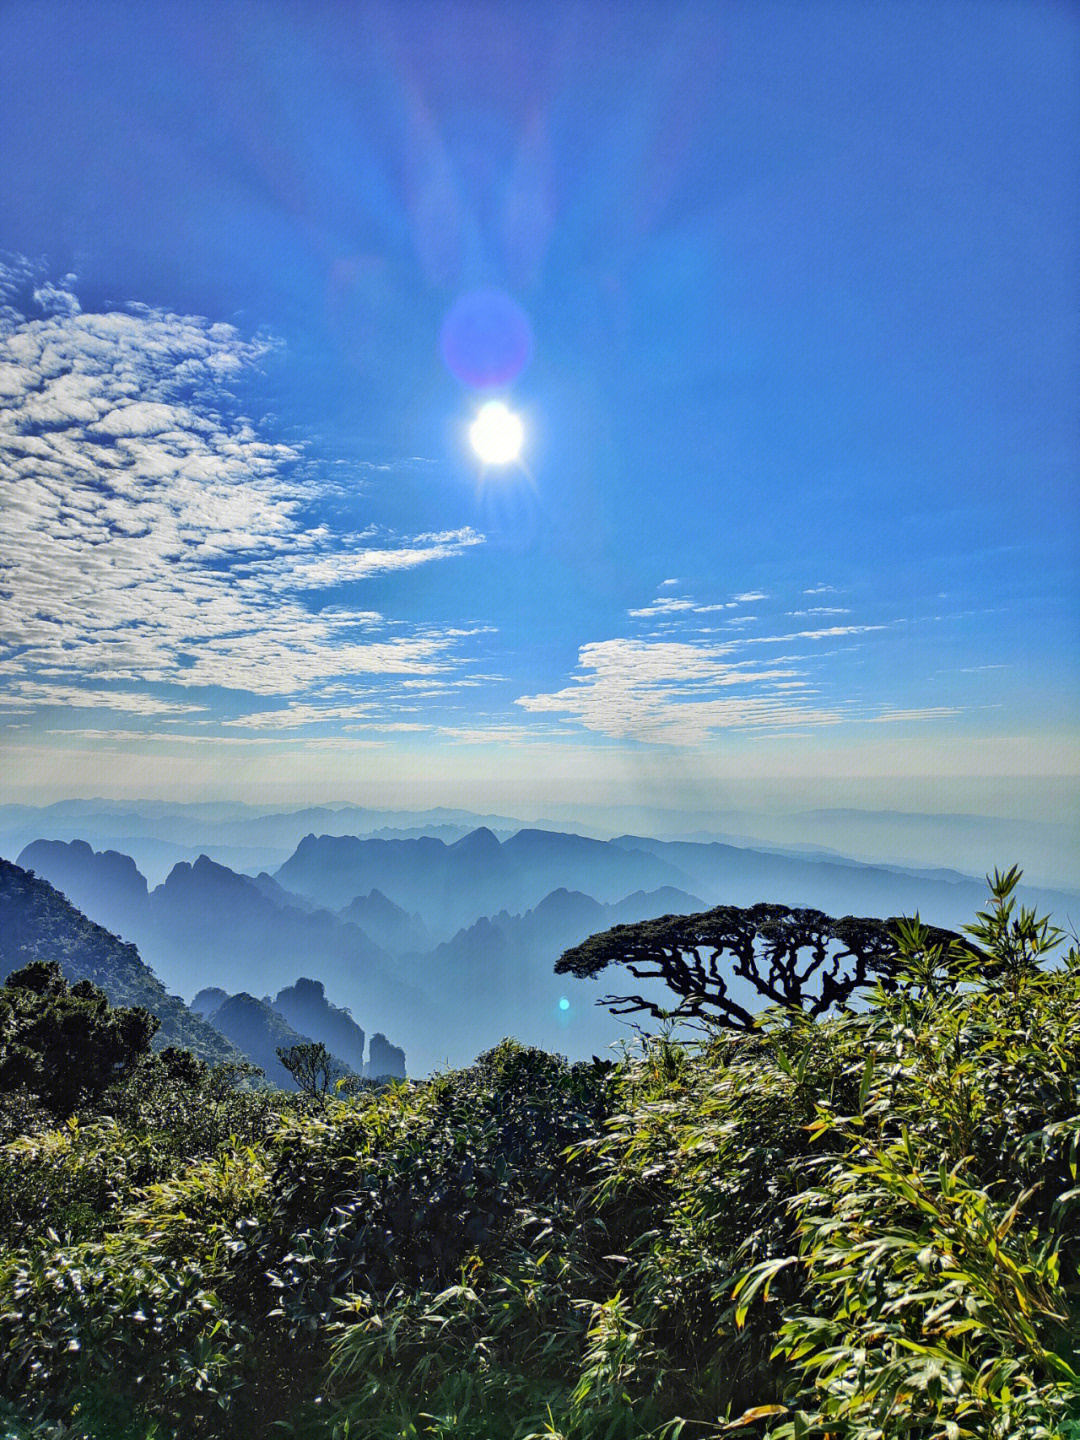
xmin=389 ymin=886 xmax=707 ymax=1073
xmin=16 ymin=838 xmax=150 ymax=940
xmin=0 ymin=859 xmax=239 ymax=1065
xmin=18 ymin=827 xmax=1079 ymax=1080
xmin=1 ymin=801 xmax=559 ymax=886
xmin=492 ymin=884 xmax=705 ymax=960
xmin=250 ymin=872 xmax=322 ymax=913
xmin=366 ymin=1033 xmax=406 ymax=1080
xmin=199 ymin=992 xmax=353 ymax=1091
xmin=192 ymin=987 xmax=228 ymax=1018
xmin=16 ymin=842 xmax=430 ymax=1046
xmin=270 ymin=977 xmax=367 ymax=1074
xmin=276 ymin=827 xmax=689 ymax=935
xmin=339 ymin=889 xmax=430 ymax=954
xmin=608 ymin=836 xmax=1080 ymax=934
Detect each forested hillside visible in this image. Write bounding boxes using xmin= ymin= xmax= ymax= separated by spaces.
xmin=0 ymin=860 xmax=239 ymax=1066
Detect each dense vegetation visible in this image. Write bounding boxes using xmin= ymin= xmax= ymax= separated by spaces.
xmin=0 ymin=868 xmax=1078 ymax=1439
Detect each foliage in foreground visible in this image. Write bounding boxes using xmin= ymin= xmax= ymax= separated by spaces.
xmin=0 ymin=868 xmax=1078 ymax=1439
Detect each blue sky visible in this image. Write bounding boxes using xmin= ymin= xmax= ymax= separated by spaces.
xmin=0 ymin=0 xmax=1077 ymax=821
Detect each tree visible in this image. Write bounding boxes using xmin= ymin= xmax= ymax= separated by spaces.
xmin=556 ymin=902 xmax=971 ymax=1029
xmin=275 ymin=1040 xmax=340 ymax=1101
xmin=0 ymin=959 xmax=159 ymax=1114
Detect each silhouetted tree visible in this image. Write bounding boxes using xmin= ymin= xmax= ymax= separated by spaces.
xmin=276 ymin=1040 xmax=339 ymax=1101
xmin=556 ymin=902 xmax=970 ymax=1028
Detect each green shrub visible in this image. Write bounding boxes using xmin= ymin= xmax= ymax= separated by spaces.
xmin=1 ymin=872 xmax=1078 ymax=1440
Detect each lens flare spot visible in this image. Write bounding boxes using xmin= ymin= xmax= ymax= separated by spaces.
xmin=470 ymin=401 xmax=524 ymax=465
xmin=559 ymin=996 xmax=571 ymax=1012
xmin=441 ymin=288 xmax=534 ymax=389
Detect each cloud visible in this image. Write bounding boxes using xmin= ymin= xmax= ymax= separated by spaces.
xmin=0 ymin=265 xmax=487 ymax=718
xmin=515 ymin=614 xmax=961 ymax=747
xmin=0 ymin=682 xmax=206 ymax=715
xmin=255 ymin=528 xmax=484 ymax=587
xmin=742 ymin=625 xmax=886 ymax=644
xmin=867 ymin=707 xmax=960 ymax=723
xmin=788 ymin=607 xmax=851 ymax=616
xmin=45 ymin=728 xmax=387 ymax=749
xmin=628 ymin=597 xmax=698 ymax=618
xmin=731 ymin=590 xmax=768 ymax=603
xmin=629 ymin=596 xmax=743 ymax=619
xmin=804 ymin=584 xmax=839 ymax=594
xmin=517 ymin=637 xmax=848 ymax=745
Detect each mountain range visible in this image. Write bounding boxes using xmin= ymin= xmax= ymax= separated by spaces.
xmin=11 ymin=827 xmax=1080 ymax=1075
xmin=3 ymin=798 xmax=1076 ymax=890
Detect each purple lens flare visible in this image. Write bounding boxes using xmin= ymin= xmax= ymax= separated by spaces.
xmin=440 ymin=288 xmax=534 ymax=389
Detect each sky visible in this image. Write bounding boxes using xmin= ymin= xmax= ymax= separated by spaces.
xmin=1 ymin=0 xmax=1078 ymax=826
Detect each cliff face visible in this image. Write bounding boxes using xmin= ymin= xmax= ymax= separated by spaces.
xmin=366 ymin=1032 xmax=406 ymax=1080
xmin=270 ymin=977 xmax=366 ymax=1074
xmin=202 ymin=991 xmax=356 ymax=1091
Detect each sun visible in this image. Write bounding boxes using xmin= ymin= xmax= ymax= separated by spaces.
xmin=469 ymin=400 xmax=524 ymax=466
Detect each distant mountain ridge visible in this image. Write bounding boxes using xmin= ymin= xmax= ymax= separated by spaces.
xmin=275 ymin=827 xmax=691 ymax=931
xmin=340 ymin=889 xmax=431 ymax=954
xmin=13 ymin=828 xmax=1080 ymax=1078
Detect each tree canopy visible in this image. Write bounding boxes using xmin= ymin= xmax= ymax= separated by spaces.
xmin=556 ymin=901 xmax=972 ymax=1027
xmin=0 ymin=959 xmax=159 ymax=1114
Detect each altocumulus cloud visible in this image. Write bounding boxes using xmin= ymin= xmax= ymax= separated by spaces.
xmin=0 ymin=265 xmax=485 ymax=727
xmin=515 ymin=585 xmax=962 ymax=746
xmin=516 ymin=637 xmax=849 ymax=745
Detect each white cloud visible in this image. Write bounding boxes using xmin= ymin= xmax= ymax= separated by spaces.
xmin=628 ymin=597 xmax=698 ymax=618
xmin=517 ymin=637 xmax=848 ymax=745
xmin=45 ymin=728 xmax=387 ymax=749
xmin=0 ymin=265 xmax=487 ymax=717
xmin=731 ymin=590 xmax=768 ymax=603
xmin=0 ymin=682 xmax=205 ymax=715
xmin=256 ymin=529 xmax=484 ymax=587
xmin=742 ymin=625 xmax=886 ymax=644
xmin=515 ymin=618 xmax=962 ymax=747
xmin=804 ymin=584 xmax=839 ymax=594
xmin=868 ymin=707 xmax=960 ymax=723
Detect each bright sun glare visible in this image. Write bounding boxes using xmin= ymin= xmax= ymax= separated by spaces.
xmin=469 ymin=400 xmax=524 ymax=465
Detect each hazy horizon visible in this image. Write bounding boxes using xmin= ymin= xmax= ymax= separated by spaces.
xmin=3 ymin=787 xmax=1078 ymax=894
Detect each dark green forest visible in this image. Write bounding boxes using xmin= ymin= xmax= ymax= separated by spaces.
xmin=1 ymin=868 xmax=1079 ymax=1439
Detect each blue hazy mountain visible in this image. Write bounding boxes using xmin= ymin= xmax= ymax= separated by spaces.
xmin=276 ymin=827 xmax=691 ymax=933
xmin=339 ymin=890 xmax=431 ymax=954
xmin=270 ymin=977 xmax=367 ymax=1075
xmin=16 ymin=829 xmax=1080 ymax=1077
xmin=11 ymin=838 xmax=150 ymax=941
xmin=0 ymin=859 xmax=239 ymax=1066
xmin=193 ymin=990 xmax=355 ymax=1091
xmin=195 ymin=978 xmax=404 ymax=1082
xmin=607 ymin=835 xmax=1079 ymax=933
xmin=391 ymin=885 xmax=707 ymax=1071
xmin=17 ymin=842 xmax=431 ymax=1048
